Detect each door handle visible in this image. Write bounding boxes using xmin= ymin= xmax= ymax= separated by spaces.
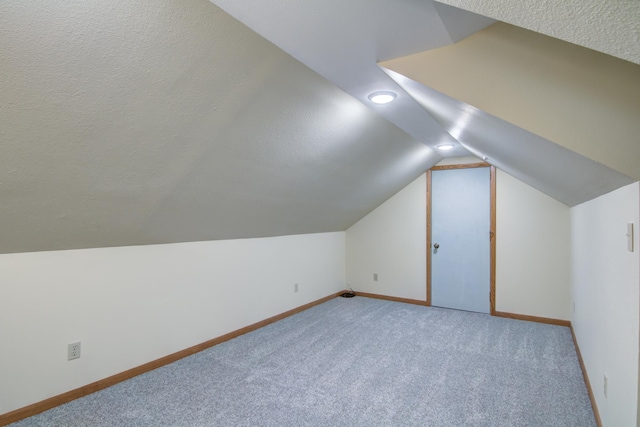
xmin=434 ymin=243 xmax=439 ymax=249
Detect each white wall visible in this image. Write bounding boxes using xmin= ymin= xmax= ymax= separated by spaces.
xmin=0 ymin=232 xmax=345 ymax=414
xmin=571 ymin=182 xmax=640 ymax=427
xmin=346 ymin=161 xmax=571 ymax=320
xmin=496 ymin=170 xmax=571 ymax=320
xmin=346 ymin=174 xmax=427 ymax=301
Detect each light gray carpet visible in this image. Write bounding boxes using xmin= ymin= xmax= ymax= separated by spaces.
xmin=11 ymin=297 xmax=595 ymax=426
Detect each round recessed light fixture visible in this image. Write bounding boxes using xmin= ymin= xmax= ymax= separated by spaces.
xmin=368 ymin=91 xmax=397 ymax=105
xmin=437 ymin=143 xmax=455 ymax=151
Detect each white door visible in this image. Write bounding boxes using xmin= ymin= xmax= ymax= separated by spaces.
xmin=430 ymin=167 xmax=491 ymax=313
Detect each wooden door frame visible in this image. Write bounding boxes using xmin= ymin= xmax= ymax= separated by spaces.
xmin=426 ymin=163 xmax=496 ymax=315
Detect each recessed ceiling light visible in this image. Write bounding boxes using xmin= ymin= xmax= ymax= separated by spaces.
xmin=437 ymin=144 xmax=455 ymax=151
xmin=368 ymin=91 xmax=397 ymax=105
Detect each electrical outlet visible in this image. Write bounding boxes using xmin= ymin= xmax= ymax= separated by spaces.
xmin=604 ymin=373 xmax=608 ymax=398
xmin=68 ymin=342 xmax=81 ymax=361
xmin=294 ymin=283 xmax=299 ymax=293
xmin=373 ymin=273 xmax=378 ymax=281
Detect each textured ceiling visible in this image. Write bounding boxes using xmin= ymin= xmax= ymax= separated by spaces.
xmin=0 ymin=0 xmax=437 ymax=254
xmin=435 ymin=0 xmax=640 ymax=65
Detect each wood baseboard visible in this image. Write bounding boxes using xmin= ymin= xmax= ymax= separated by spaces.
xmin=570 ymin=324 xmax=603 ymax=427
xmin=0 ymin=292 xmax=343 ymax=426
xmin=1 ymin=294 xmax=601 ymax=427
xmin=493 ymin=311 xmax=570 ymax=327
xmin=353 ymin=291 xmax=428 ymax=307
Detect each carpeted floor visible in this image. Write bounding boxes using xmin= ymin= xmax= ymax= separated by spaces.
xmin=11 ymin=297 xmax=595 ymax=426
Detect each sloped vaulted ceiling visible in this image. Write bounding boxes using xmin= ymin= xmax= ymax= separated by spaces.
xmin=2 ymin=0 xmax=637 ymax=254
xmin=382 ymin=22 xmax=640 ymax=182
xmin=381 ymin=67 xmax=636 ymax=207
xmin=211 ymin=0 xmax=494 ymax=156
xmin=0 ymin=0 xmax=436 ymax=254
xmin=213 ymin=0 xmax=636 ymax=205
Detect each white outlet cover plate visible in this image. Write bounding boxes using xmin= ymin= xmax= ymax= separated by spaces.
xmin=68 ymin=342 xmax=81 ymax=360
